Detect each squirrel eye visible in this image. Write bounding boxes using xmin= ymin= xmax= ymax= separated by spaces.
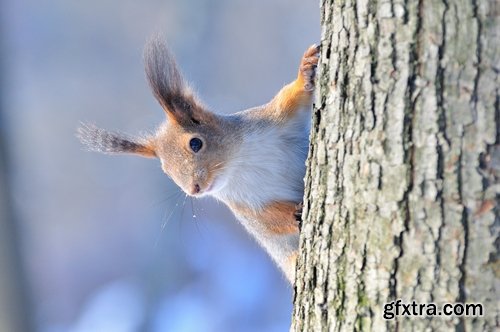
xmin=189 ymin=137 xmax=203 ymax=153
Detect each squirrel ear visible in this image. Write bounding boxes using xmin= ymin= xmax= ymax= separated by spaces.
xmin=77 ymin=124 xmax=156 ymax=158
xmin=144 ymin=37 xmax=205 ymax=125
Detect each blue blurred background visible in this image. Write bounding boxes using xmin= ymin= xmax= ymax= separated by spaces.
xmin=0 ymin=1 xmax=319 ymax=331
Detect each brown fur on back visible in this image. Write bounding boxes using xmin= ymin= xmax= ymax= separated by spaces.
xmin=228 ymin=201 xmax=299 ymax=235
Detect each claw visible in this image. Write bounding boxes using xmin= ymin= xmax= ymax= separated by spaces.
xmin=299 ymin=45 xmax=319 ymax=91
xmin=294 ymin=202 xmax=303 ymax=230
xmin=294 ymin=202 xmax=303 ymax=221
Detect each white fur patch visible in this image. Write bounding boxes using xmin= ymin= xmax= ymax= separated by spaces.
xmin=213 ymin=109 xmax=310 ymax=209
xmin=210 ymin=107 xmax=310 ymax=281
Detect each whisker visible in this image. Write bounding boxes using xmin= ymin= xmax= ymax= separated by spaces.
xmin=154 ymin=192 xmax=183 ymax=248
xmin=190 ymin=197 xmax=196 ymax=219
xmin=190 ymin=197 xmax=206 ymax=241
xmin=160 ymin=193 xmax=183 ymax=231
xmin=178 ymin=194 xmax=190 ymax=252
xmin=148 ymin=188 xmax=183 ymax=208
xmin=211 ymin=161 xmax=225 ymax=168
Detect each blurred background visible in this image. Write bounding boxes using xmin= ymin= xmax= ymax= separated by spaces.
xmin=0 ymin=0 xmax=319 ymax=331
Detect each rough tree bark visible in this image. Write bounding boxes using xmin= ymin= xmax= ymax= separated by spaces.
xmin=292 ymin=0 xmax=499 ymax=331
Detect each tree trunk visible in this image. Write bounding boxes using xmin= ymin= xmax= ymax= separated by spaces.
xmin=292 ymin=0 xmax=499 ymax=331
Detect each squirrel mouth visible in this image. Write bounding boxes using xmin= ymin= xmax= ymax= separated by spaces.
xmin=204 ymin=177 xmax=217 ymax=194
xmin=190 ymin=178 xmax=216 ymax=197
xmin=204 ymin=175 xmax=221 ymax=195
xmin=192 ymin=174 xmax=224 ymax=197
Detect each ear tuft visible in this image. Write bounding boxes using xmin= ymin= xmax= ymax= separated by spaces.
xmin=144 ymin=37 xmax=185 ymax=110
xmin=76 ymin=123 xmax=156 ymax=158
xmin=143 ymin=36 xmax=209 ymax=125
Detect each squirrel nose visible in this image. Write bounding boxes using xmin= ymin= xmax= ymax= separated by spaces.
xmin=193 ymin=184 xmax=201 ymax=194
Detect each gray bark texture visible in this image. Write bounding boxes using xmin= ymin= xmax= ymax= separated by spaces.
xmin=292 ymin=0 xmax=499 ymax=331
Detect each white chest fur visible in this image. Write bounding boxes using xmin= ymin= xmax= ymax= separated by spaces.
xmin=214 ymin=109 xmax=311 ymax=210
xmin=211 ymin=109 xmax=310 ymax=281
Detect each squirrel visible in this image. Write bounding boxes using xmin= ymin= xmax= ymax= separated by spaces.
xmin=77 ymin=38 xmax=319 ymax=283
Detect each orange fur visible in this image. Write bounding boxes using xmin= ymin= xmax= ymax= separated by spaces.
xmin=137 ymin=140 xmax=158 ymax=158
xmin=272 ymin=80 xmax=312 ymax=119
xmin=267 ymin=44 xmax=319 ymax=121
xmin=229 ymin=201 xmax=299 ymax=235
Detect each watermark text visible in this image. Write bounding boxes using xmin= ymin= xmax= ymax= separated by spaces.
xmin=383 ymin=300 xmax=483 ymax=319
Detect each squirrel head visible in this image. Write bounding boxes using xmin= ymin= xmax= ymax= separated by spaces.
xmin=78 ymin=38 xmax=234 ymax=196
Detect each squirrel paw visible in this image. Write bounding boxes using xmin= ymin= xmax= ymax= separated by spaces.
xmin=299 ymin=44 xmax=320 ymax=91
xmin=294 ymin=202 xmax=303 ymax=229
